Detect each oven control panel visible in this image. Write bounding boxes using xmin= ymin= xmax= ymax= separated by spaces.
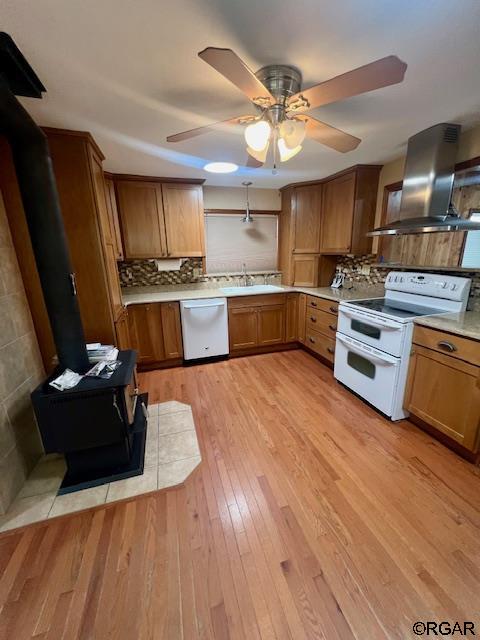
xmin=384 ymin=271 xmax=471 ymax=302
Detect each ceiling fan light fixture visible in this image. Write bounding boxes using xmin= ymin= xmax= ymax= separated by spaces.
xmin=278 ymin=138 xmax=302 ymax=162
xmin=246 ymin=141 xmax=269 ymax=163
xmin=204 ymin=161 xmax=239 ymax=173
xmin=244 ymin=120 xmax=271 ymax=152
xmin=279 ymin=119 xmax=306 ymax=149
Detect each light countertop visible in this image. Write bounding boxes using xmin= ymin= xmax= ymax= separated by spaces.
xmin=122 ymin=284 xmax=385 ymax=306
xmin=414 ymin=312 xmax=480 ymax=341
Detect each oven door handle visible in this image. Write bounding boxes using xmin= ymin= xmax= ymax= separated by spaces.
xmin=340 ymin=308 xmax=401 ymax=331
xmin=336 ymin=335 xmax=398 ymax=366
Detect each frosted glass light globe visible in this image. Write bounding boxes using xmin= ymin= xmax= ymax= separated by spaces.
xmin=244 ymin=121 xmax=271 ymax=152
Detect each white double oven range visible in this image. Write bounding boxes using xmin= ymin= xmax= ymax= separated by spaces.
xmin=334 ymin=272 xmax=471 ymax=420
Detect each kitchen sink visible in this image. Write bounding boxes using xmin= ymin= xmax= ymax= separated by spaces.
xmin=220 ymin=285 xmax=285 ymax=295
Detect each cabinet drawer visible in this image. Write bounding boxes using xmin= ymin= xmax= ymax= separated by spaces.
xmin=306 ymin=296 xmax=338 ymax=315
xmin=305 ymin=329 xmax=335 ymax=363
xmin=413 ymin=326 xmax=480 ymax=367
xmin=306 ymin=308 xmax=337 ymax=337
xmin=228 ymin=294 xmax=286 ymax=308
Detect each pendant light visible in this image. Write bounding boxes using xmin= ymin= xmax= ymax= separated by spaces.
xmin=241 ymin=181 xmax=254 ymax=223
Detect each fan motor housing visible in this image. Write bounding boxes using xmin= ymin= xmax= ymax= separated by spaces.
xmin=256 ymin=65 xmax=302 ymax=106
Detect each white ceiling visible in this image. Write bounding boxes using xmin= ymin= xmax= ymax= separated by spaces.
xmin=3 ymin=0 xmax=480 ymax=188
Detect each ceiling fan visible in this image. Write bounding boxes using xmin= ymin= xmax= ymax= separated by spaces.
xmin=167 ymin=47 xmax=407 ymax=168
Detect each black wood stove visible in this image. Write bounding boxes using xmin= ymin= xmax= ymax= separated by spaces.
xmin=0 ymin=34 xmax=148 ymax=493
xmin=32 ymin=351 xmax=148 ymax=494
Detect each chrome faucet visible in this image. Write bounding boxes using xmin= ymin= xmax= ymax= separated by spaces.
xmin=242 ymin=263 xmax=253 ymax=286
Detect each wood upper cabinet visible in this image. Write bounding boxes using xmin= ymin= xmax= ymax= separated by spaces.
xmin=293 ymin=184 xmax=322 ymax=253
xmin=105 ymin=178 xmax=124 ymax=260
xmin=127 ymin=302 xmax=183 ymax=365
xmin=321 ymin=172 xmax=355 ymax=253
xmin=405 ymin=326 xmax=480 ymax=452
xmin=162 ymin=184 xmax=204 ymax=257
xmin=116 ymin=181 xmax=166 ymax=259
xmin=320 ymin=166 xmax=381 ymax=254
xmin=115 ymin=179 xmax=204 ymax=259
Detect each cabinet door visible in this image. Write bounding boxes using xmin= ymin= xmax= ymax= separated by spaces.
xmin=228 ymin=307 xmax=258 ymax=351
xmin=321 ymin=172 xmax=355 ymax=253
xmin=90 ymin=153 xmax=124 ymax=321
xmin=286 ymin=294 xmax=298 ymax=343
xmin=161 ymin=302 xmax=183 ymax=359
xmin=293 ymin=185 xmax=321 ymax=253
xmin=116 ymin=181 xmax=167 ymax=259
xmin=297 ymin=293 xmax=306 ymax=344
xmin=162 ymin=184 xmax=205 ymax=257
xmin=292 ymin=255 xmax=319 ymax=287
xmin=103 ymin=242 xmax=124 ymax=321
xmin=258 ymin=305 xmax=285 ymax=346
xmin=127 ymin=304 xmax=165 ymax=364
xmin=405 ymin=345 xmax=480 ymax=451
xmin=115 ymin=309 xmax=130 ymax=350
xmin=105 ymin=178 xmax=124 ymax=260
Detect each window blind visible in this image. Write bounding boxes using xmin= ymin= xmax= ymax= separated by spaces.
xmin=205 ymin=214 xmax=278 ymax=274
xmin=461 ymin=212 xmax=480 ymax=268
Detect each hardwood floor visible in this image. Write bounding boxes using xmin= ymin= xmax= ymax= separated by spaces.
xmin=1 ymin=350 xmax=480 ymax=639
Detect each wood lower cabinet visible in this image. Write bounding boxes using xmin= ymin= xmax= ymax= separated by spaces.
xmin=161 ymin=302 xmax=183 ymax=359
xmin=115 ymin=309 xmax=130 ymax=350
xmin=405 ymin=326 xmax=480 ymax=453
xmin=301 ymin=295 xmax=338 ymax=365
xmin=127 ymin=302 xmax=183 ymax=366
xmin=286 ymin=294 xmax=298 ymax=343
xmin=115 ymin=178 xmax=204 ymax=259
xmin=297 ymin=294 xmax=306 ymax=344
xmin=258 ymin=305 xmax=286 ymax=346
xmin=228 ymin=294 xmax=287 ymax=353
xmin=228 ymin=307 xmax=258 ymax=351
xmin=305 ymin=330 xmax=336 ymax=364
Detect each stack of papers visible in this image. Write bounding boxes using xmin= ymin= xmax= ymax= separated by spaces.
xmin=86 ymin=343 xmax=119 ymax=363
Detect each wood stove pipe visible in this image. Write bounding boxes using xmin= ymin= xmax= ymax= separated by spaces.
xmin=0 ymin=33 xmax=89 ymax=373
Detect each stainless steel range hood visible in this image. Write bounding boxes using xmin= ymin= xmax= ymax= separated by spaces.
xmin=368 ymin=122 xmax=480 ymax=236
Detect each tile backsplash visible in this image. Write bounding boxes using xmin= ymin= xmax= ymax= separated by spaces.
xmin=335 ymin=255 xmax=480 ymax=309
xmin=118 ymin=258 xmax=281 ymax=288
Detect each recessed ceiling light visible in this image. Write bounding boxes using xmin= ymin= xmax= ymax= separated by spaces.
xmin=204 ymin=161 xmax=238 ymax=174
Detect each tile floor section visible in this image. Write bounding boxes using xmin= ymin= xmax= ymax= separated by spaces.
xmin=0 ymin=401 xmax=201 ymax=533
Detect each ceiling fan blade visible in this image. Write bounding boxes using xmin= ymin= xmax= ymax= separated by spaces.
xmin=246 ymin=154 xmax=264 ymax=168
xmin=166 ymin=115 xmax=256 ymax=142
xmin=198 ymin=47 xmax=274 ymax=107
xmin=300 ymin=115 xmax=361 ymax=153
xmin=288 ymin=55 xmax=407 ymax=112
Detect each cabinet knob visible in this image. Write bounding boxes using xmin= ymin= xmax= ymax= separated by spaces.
xmin=329 ymin=306 xmax=337 ymax=314
xmin=310 ymin=316 xmax=317 ymax=323
xmin=328 ymin=324 xmax=337 ymax=331
xmin=309 ymin=337 xmax=315 ymax=344
xmin=311 ymin=301 xmax=317 ymax=307
xmin=437 ymin=340 xmax=457 ymax=352
xmin=327 ymin=347 xmax=335 ymax=354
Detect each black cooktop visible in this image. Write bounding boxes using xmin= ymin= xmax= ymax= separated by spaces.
xmin=350 ymin=298 xmax=445 ymax=319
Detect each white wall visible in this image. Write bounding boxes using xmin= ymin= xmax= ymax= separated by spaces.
xmin=203 ymin=186 xmax=281 ymax=211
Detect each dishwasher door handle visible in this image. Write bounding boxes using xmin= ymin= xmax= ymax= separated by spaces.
xmin=183 ymin=301 xmax=225 ymax=309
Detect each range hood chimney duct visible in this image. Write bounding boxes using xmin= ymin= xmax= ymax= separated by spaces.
xmin=0 ymin=33 xmax=89 ymax=372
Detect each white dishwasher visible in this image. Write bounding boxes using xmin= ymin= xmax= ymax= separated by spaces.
xmin=180 ymin=298 xmax=229 ymax=360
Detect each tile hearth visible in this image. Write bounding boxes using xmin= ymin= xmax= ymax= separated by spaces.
xmin=0 ymin=401 xmax=201 ymax=533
